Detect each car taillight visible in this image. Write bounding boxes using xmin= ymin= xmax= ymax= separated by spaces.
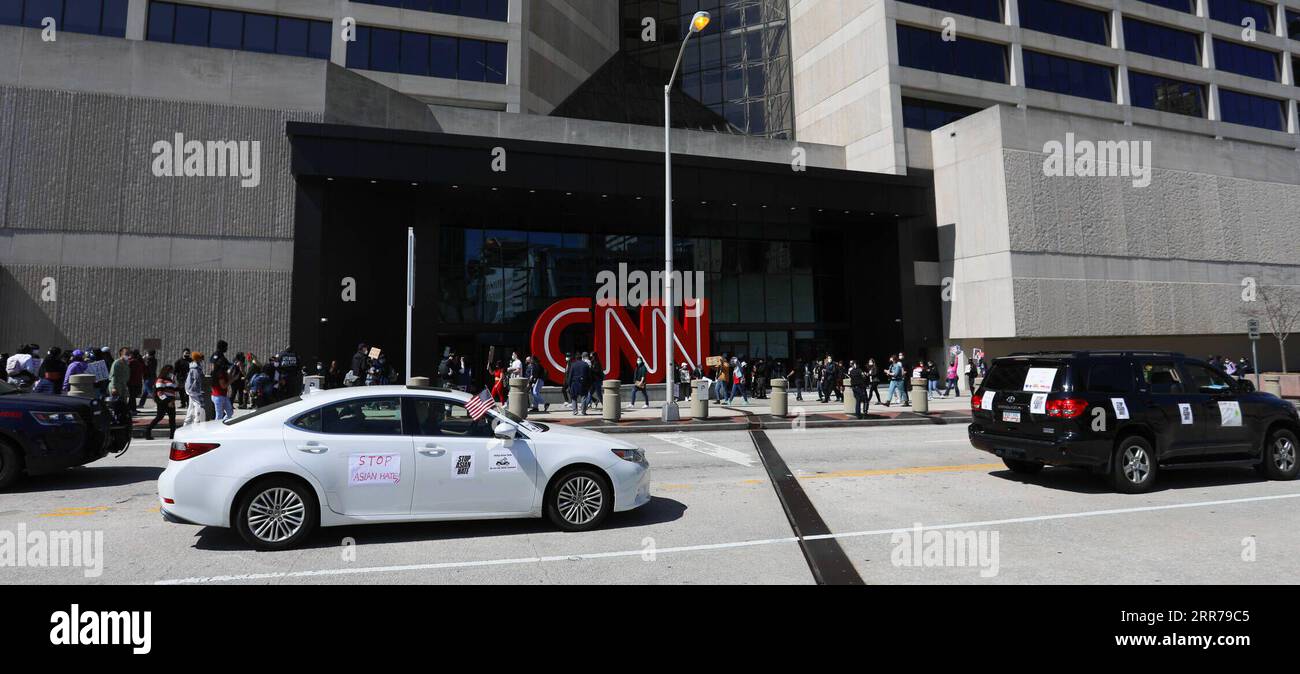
xmin=1045 ymin=397 xmax=1088 ymax=418
xmin=971 ymin=394 xmax=983 ymax=410
xmin=170 ymin=442 xmax=220 ymax=461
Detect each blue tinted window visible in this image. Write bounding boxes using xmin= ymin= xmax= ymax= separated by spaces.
xmin=1123 ymin=18 xmax=1199 ymax=65
xmin=897 ymin=0 xmax=1001 ymax=22
xmin=24 ymin=0 xmax=61 ymax=28
xmin=347 ymin=26 xmax=370 ymax=69
xmin=430 ymin=34 xmax=457 ymax=77
xmin=173 ymin=4 xmax=209 ymax=46
xmin=371 ymin=28 xmax=401 ymax=72
xmin=896 ymin=25 xmax=1007 ymax=83
xmin=1213 ymin=38 xmax=1278 ymax=81
xmin=459 ymin=38 xmax=485 ymax=81
xmin=1128 ymin=71 xmax=1204 ymax=117
xmin=1288 ymin=10 xmax=1300 ymax=40
xmin=400 ymin=31 xmax=430 ymax=76
xmin=901 ymin=98 xmax=982 ymax=130
xmin=1019 ymin=0 xmax=1108 ymax=45
xmin=64 ymin=0 xmax=102 ymax=33
xmin=275 ymin=16 xmax=309 ymax=56
xmin=484 ymin=41 xmax=507 ymax=83
xmin=0 ymin=1 xmax=21 ymax=24
xmin=309 ymin=20 xmax=331 ymax=59
xmin=210 ymin=9 xmax=243 ymax=49
xmin=1208 ymin=0 xmax=1273 ymax=31
xmin=353 ymin=0 xmax=509 ymax=21
xmin=1023 ymin=50 xmax=1114 ymax=101
xmin=146 ymin=1 xmax=173 ymax=41
xmin=1135 ymin=0 xmax=1193 ymax=12
xmin=102 ymin=0 xmax=127 ymax=36
xmin=243 ymin=13 xmax=274 ymax=52
xmin=1218 ymin=88 xmax=1284 ymax=130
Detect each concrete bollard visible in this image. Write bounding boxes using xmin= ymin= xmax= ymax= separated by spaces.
xmin=508 ymin=377 xmax=529 ymax=418
xmin=603 ymin=380 xmax=621 ymax=421
xmin=911 ymin=377 xmax=929 ymax=413
xmin=691 ymin=380 xmax=709 ymax=419
xmin=842 ymin=378 xmax=856 ymax=415
xmin=770 ymin=378 xmax=789 ymax=418
xmin=1262 ymin=374 xmax=1283 ymax=398
xmin=68 ymin=374 xmax=97 ymax=399
xmin=407 ymin=376 xmax=430 ymax=388
xmin=304 ymin=375 xmax=325 ymax=393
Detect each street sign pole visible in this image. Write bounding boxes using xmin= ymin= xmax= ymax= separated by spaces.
xmin=1247 ymin=318 xmax=1261 ymax=389
xmin=406 ymin=227 xmax=415 ymax=383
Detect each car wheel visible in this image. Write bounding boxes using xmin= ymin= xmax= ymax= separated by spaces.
xmin=1261 ymin=429 xmax=1299 ymax=481
xmin=546 ymin=469 xmax=613 ymax=532
xmin=1111 ymin=436 xmax=1157 ymax=494
xmin=0 ymin=440 xmax=22 ymax=490
xmin=234 ymin=478 xmax=319 ymax=551
xmin=1002 ymin=458 xmax=1044 ymax=475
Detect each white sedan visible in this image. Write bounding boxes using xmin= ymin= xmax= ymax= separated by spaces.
xmin=158 ymin=385 xmax=651 ymax=550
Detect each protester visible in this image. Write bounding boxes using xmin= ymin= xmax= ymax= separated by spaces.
xmin=138 ymin=349 xmax=158 ymax=410
xmin=173 ymin=349 xmax=192 ymax=408
xmin=630 ymin=357 xmax=650 ymax=408
xmin=146 ymin=364 xmax=179 ymax=440
xmin=211 ymin=363 xmax=232 ymax=422
xmin=35 ymin=347 xmax=65 ymax=395
xmin=62 ymin=350 xmax=88 ymax=393
xmin=184 ymin=351 xmax=206 ymax=426
xmin=569 ymin=353 xmax=591 ymax=416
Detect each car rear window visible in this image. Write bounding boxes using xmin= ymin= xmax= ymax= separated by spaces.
xmin=223 ymin=395 xmax=304 ymax=425
xmin=1085 ymin=361 xmax=1134 ymax=394
xmin=983 ymin=360 xmax=1068 ymax=392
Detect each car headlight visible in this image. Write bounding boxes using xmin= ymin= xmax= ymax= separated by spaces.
xmin=611 ymin=448 xmax=646 ymax=463
xmin=31 ymin=411 xmax=79 ymax=425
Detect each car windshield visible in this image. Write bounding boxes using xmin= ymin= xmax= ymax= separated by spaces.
xmin=0 ymin=380 xmax=18 ymax=395
xmin=223 ymin=395 xmax=304 ymax=425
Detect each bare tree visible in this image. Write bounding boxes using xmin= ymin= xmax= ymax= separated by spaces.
xmin=1243 ymin=285 xmax=1300 ymax=374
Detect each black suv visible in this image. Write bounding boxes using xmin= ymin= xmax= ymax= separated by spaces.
xmin=968 ymin=351 xmax=1300 ymax=493
xmin=0 ymin=380 xmax=129 ymax=490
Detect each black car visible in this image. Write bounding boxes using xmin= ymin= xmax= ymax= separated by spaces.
xmin=0 ymin=380 xmax=129 ymax=489
xmin=968 ymin=351 xmax=1300 ymax=493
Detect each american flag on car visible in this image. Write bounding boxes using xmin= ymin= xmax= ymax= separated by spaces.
xmin=466 ymin=389 xmax=496 ymax=420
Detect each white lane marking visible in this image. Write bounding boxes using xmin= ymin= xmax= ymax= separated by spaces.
xmin=155 ymin=536 xmax=800 ymax=585
xmin=154 ymin=491 xmax=1300 ymax=585
xmin=649 ymin=434 xmax=757 ymax=467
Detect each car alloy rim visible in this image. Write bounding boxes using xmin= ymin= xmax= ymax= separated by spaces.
xmin=247 ymin=487 xmax=306 ymax=543
xmin=1274 ymin=437 xmax=1296 ymax=472
xmin=1123 ymin=445 xmax=1149 ymax=484
xmin=557 ymin=476 xmax=602 ymax=525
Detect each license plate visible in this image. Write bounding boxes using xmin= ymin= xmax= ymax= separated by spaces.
xmin=1002 ymin=411 xmax=1021 ymax=424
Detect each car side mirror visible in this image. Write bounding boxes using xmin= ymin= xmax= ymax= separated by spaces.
xmin=493 ymin=422 xmax=517 ymax=440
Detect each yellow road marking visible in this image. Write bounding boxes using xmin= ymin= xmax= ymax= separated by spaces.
xmin=798 ymin=463 xmax=1004 ymax=480
xmin=39 ymin=506 xmax=110 ymax=518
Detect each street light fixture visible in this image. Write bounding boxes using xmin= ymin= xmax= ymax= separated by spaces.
xmin=661 ymin=11 xmax=710 ymax=422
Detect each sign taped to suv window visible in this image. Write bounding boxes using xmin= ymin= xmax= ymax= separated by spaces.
xmin=981 ymin=392 xmax=995 ymax=410
xmin=1023 ymin=368 xmax=1057 ymax=393
xmin=1111 ymin=398 xmax=1130 ymax=420
xmin=1218 ymin=401 xmax=1243 ymax=427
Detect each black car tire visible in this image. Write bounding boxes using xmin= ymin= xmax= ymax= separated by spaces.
xmin=1002 ymin=458 xmax=1044 ymax=475
xmin=0 ymin=440 xmax=22 ymax=490
xmin=545 ymin=468 xmax=613 ymax=532
xmin=1111 ymin=436 xmax=1157 ymax=494
xmin=233 ymin=477 xmax=319 ymax=551
xmin=1261 ymin=429 xmax=1299 ymax=481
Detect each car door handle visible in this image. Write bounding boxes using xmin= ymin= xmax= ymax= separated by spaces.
xmin=419 ymin=446 xmax=446 ymax=457
xmin=297 ymin=442 xmax=328 ymax=454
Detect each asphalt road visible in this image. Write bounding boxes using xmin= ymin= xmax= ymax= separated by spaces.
xmin=2 ymin=423 xmax=1297 ymax=584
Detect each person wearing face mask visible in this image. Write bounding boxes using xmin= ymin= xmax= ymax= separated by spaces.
xmin=630 ymin=357 xmax=650 ymax=409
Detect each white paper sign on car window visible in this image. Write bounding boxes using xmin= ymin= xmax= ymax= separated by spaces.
xmin=1030 ymin=393 xmax=1047 ymax=415
xmin=1111 ymin=398 xmax=1130 ymax=420
xmin=1023 ymin=368 xmax=1057 ymax=393
xmin=349 ymin=453 xmax=401 ymax=486
xmin=1178 ymin=403 xmax=1194 ymax=425
xmin=1218 ymin=401 xmax=1243 ymax=427
xmin=981 ymin=392 xmax=995 ymax=410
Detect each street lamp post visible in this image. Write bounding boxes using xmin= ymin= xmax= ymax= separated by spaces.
xmin=662 ymin=11 xmax=711 ymax=422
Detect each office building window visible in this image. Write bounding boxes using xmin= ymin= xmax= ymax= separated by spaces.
xmin=896 ymin=0 xmax=1001 ymax=22
xmin=1207 ymin=0 xmax=1273 ymax=32
xmin=1218 ymin=88 xmax=1285 ymax=130
xmin=352 ymin=0 xmax=508 ymax=22
xmin=146 ymin=2 xmax=331 ymax=59
xmin=1213 ymin=38 xmax=1279 ymax=81
xmin=346 ymin=25 xmax=507 ymax=83
xmin=1023 ymin=50 xmax=1114 ymax=102
xmin=1018 ymin=0 xmax=1108 ymax=45
xmin=901 ymin=98 xmax=983 ymax=130
xmin=1288 ymin=10 xmax=1300 ymax=40
xmin=1127 ymin=71 xmax=1205 ymax=117
xmin=2 ymin=0 xmax=128 ymax=37
xmin=896 ymin=24 xmax=1008 ymax=83
xmin=1123 ymin=17 xmax=1200 ymax=65
xmin=1134 ymin=0 xmax=1193 ymax=12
